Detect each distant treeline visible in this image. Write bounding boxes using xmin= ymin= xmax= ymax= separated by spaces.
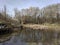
xmin=0 ymin=4 xmax=60 ymax=24
xmin=14 ymin=4 xmax=60 ymax=24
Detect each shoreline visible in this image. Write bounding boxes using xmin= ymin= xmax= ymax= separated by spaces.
xmin=23 ymin=24 xmax=60 ymax=31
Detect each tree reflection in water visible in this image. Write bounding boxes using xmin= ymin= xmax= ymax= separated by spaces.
xmin=0 ymin=29 xmax=60 ymax=45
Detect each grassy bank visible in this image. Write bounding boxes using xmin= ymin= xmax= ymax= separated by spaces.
xmin=23 ymin=23 xmax=60 ymax=31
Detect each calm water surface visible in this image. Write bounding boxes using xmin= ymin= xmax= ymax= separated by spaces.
xmin=0 ymin=29 xmax=60 ymax=45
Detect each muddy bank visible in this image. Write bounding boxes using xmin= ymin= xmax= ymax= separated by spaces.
xmin=0 ymin=28 xmax=13 ymax=43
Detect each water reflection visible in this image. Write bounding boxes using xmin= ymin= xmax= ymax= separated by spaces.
xmin=0 ymin=29 xmax=60 ymax=45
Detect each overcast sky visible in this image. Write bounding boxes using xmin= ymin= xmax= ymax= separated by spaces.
xmin=0 ymin=0 xmax=60 ymax=16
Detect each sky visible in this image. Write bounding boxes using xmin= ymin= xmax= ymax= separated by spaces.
xmin=0 ymin=0 xmax=60 ymax=17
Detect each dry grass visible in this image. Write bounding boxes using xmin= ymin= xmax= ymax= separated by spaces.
xmin=23 ymin=23 xmax=60 ymax=31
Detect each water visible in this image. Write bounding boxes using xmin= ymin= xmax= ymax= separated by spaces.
xmin=0 ymin=29 xmax=60 ymax=45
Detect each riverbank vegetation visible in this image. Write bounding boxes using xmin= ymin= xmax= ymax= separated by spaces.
xmin=0 ymin=4 xmax=60 ymax=26
xmin=0 ymin=4 xmax=60 ymax=32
